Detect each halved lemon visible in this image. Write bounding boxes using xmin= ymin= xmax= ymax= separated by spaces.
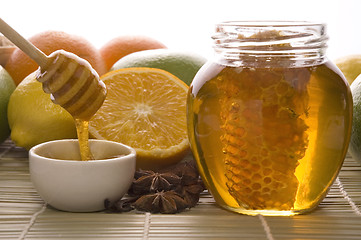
xmin=89 ymin=67 xmax=190 ymax=170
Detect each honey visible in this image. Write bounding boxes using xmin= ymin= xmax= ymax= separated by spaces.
xmin=187 ymin=21 xmax=353 ymax=216
xmin=75 ymin=118 xmax=94 ymax=161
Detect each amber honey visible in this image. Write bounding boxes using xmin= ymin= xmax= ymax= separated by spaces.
xmin=187 ymin=21 xmax=353 ymax=216
xmin=75 ymin=119 xmax=94 ymax=161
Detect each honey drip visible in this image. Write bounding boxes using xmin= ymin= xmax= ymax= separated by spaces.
xmin=218 ymin=67 xmax=310 ymax=210
xmin=75 ymin=119 xmax=94 ymax=161
xmin=36 ymin=50 xmax=106 ymax=161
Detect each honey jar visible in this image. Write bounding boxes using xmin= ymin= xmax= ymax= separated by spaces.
xmin=187 ymin=21 xmax=353 ymax=216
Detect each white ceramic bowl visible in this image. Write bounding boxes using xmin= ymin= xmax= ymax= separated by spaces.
xmin=29 ymin=139 xmax=136 ymax=212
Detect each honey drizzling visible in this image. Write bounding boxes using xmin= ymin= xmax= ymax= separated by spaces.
xmin=36 ymin=50 xmax=107 ymax=161
xmin=75 ymin=118 xmax=94 ymax=160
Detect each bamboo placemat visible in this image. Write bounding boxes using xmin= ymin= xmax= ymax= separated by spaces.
xmin=1 ymin=139 xmax=361 ymax=240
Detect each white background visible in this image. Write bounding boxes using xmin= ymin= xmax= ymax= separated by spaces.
xmin=1 ymin=0 xmax=361 ymax=61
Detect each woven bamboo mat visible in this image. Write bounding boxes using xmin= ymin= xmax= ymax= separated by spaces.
xmin=1 ymin=139 xmax=361 ymax=240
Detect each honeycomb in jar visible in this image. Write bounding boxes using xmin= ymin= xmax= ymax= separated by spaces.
xmin=218 ymin=66 xmax=310 ymax=210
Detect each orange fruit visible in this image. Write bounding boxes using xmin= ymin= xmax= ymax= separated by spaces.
xmin=5 ymin=30 xmax=106 ymax=85
xmin=89 ymin=67 xmax=189 ymax=170
xmin=99 ymin=35 xmax=167 ymax=72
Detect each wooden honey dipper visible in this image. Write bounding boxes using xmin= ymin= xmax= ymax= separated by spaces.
xmin=0 ymin=18 xmax=107 ymax=121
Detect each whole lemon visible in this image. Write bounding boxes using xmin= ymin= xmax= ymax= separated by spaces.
xmin=8 ymin=71 xmax=77 ymax=150
xmin=335 ymin=54 xmax=361 ymax=85
xmin=0 ymin=66 xmax=16 ymax=143
xmin=111 ymin=49 xmax=206 ymax=85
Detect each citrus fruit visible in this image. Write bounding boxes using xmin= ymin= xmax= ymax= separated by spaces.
xmin=89 ymin=67 xmax=189 ymax=170
xmin=349 ymin=74 xmax=361 ymax=164
xmin=335 ymin=54 xmax=361 ymax=85
xmin=111 ymin=49 xmax=206 ymax=85
xmin=0 ymin=66 xmax=16 ymax=143
xmin=5 ymin=30 xmax=105 ymax=85
xmin=8 ymin=71 xmax=77 ymax=150
xmin=0 ymin=35 xmax=16 ymax=67
xmin=100 ymin=35 xmax=167 ymax=72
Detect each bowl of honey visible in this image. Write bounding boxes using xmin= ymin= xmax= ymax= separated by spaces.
xmin=29 ymin=139 xmax=136 ymax=212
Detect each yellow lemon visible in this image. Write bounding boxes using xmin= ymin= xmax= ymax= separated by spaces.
xmin=335 ymin=54 xmax=361 ymax=85
xmin=8 ymin=71 xmax=77 ymax=150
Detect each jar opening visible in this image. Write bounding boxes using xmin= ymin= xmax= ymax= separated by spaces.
xmin=218 ymin=20 xmax=325 ymax=27
xmin=212 ymin=21 xmax=328 ymax=68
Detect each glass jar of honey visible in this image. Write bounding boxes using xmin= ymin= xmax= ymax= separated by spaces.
xmin=187 ymin=21 xmax=353 ymax=216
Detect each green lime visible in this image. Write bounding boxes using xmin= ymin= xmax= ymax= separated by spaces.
xmin=349 ymin=74 xmax=361 ymax=164
xmin=0 ymin=66 xmax=16 ymax=143
xmin=111 ymin=49 xmax=206 ymax=85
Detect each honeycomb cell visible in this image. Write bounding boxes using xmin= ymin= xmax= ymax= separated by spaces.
xmin=261 ymin=148 xmax=269 ymax=156
xmin=261 ymin=159 xmax=272 ymax=167
xmin=252 ymin=183 xmax=262 ymax=190
xmin=230 ymin=166 xmax=241 ymax=175
xmin=263 ymin=177 xmax=272 ymax=184
xmin=245 ymin=187 xmax=252 ymax=194
xmin=262 ymin=194 xmax=271 ymax=201
xmin=252 ymin=173 xmax=262 ymax=181
xmin=240 ymin=159 xmax=250 ymax=168
xmin=231 ymin=175 xmax=241 ymax=184
xmin=263 ymin=168 xmax=272 ymax=176
xmin=240 ymin=169 xmax=252 ymax=178
xmin=242 ymin=179 xmax=252 ymax=186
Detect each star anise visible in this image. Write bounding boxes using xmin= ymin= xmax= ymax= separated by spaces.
xmin=130 ymin=170 xmax=181 ymax=195
xmin=161 ymin=159 xmax=200 ymax=186
xmin=133 ymin=190 xmax=189 ymax=214
xmin=106 ymin=159 xmax=205 ymax=214
xmin=179 ymin=183 xmax=205 ymax=207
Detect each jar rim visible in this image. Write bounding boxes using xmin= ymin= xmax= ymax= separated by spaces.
xmin=217 ymin=20 xmax=326 ymax=28
xmin=212 ymin=20 xmax=328 ymax=68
